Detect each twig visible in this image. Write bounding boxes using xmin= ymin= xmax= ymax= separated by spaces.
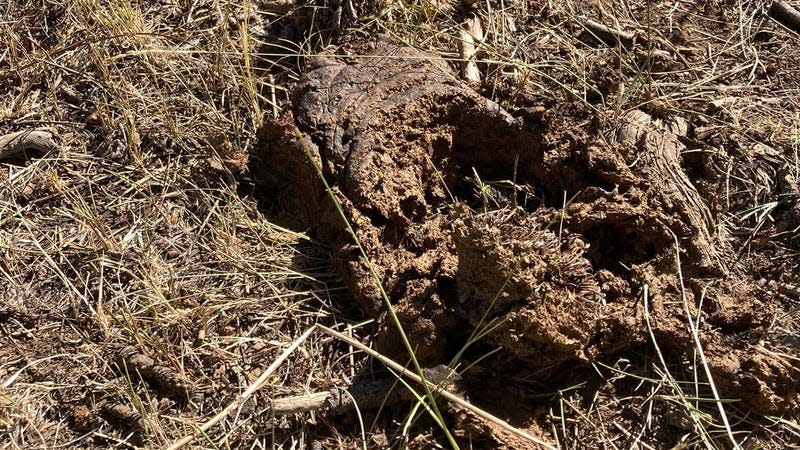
xmin=0 ymin=128 xmax=59 ymax=161
xmin=262 ymin=0 xmax=295 ymax=15
xmin=458 ymin=16 xmax=484 ymax=83
xmin=164 ymin=326 xmax=316 ymax=450
xmin=270 ymin=391 xmax=332 ymax=415
xmin=584 ymin=19 xmax=634 ymax=48
xmin=162 ymin=322 xmax=557 ymax=449
xmin=317 ymin=325 xmax=559 ymax=450
xmin=769 ymin=0 xmax=800 ymax=35
xmin=268 ymin=366 xmax=460 ymax=416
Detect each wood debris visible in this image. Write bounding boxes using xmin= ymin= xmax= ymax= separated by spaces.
xmin=0 ymin=128 xmax=59 ymax=161
xmin=769 ymin=0 xmax=800 ymax=35
xmin=458 ymin=16 xmax=484 ymax=83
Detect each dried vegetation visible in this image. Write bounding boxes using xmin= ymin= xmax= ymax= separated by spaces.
xmin=2 ymin=0 xmax=800 ymax=449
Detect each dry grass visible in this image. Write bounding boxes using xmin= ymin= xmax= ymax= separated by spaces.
xmin=0 ymin=148 xmax=365 ymax=447
xmin=2 ymin=0 xmax=800 ymax=448
xmin=0 ymin=1 xmax=366 ymax=448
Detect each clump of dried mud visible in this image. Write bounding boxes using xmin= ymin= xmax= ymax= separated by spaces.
xmin=252 ymin=36 xmax=800 ymax=440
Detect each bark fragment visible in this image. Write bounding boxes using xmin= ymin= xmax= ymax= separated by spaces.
xmin=0 ymin=129 xmax=59 ymax=161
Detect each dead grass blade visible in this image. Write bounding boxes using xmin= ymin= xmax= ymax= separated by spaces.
xmin=164 ymin=325 xmax=316 ymax=450
xmin=317 ymin=325 xmax=559 ymax=450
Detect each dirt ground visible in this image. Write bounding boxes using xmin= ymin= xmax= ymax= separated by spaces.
xmin=2 ymin=0 xmax=800 ymax=449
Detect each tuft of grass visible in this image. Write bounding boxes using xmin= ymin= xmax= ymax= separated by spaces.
xmin=0 ymin=1 xmax=362 ymax=448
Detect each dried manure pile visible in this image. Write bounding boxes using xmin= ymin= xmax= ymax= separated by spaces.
xmin=253 ymin=38 xmax=800 ymax=447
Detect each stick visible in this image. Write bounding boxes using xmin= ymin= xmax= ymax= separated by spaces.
xmin=268 ymin=366 xmax=460 ymax=416
xmin=317 ymin=325 xmax=559 ymax=450
xmin=164 ymin=326 xmax=316 ymax=450
xmin=584 ymin=19 xmax=634 ymax=48
xmin=458 ymin=16 xmax=484 ymax=83
xmin=262 ymin=0 xmax=295 ymax=15
xmin=769 ymin=0 xmax=800 ymax=34
xmin=0 ymin=128 xmax=59 ymax=160
xmin=270 ymin=391 xmax=332 ymax=415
